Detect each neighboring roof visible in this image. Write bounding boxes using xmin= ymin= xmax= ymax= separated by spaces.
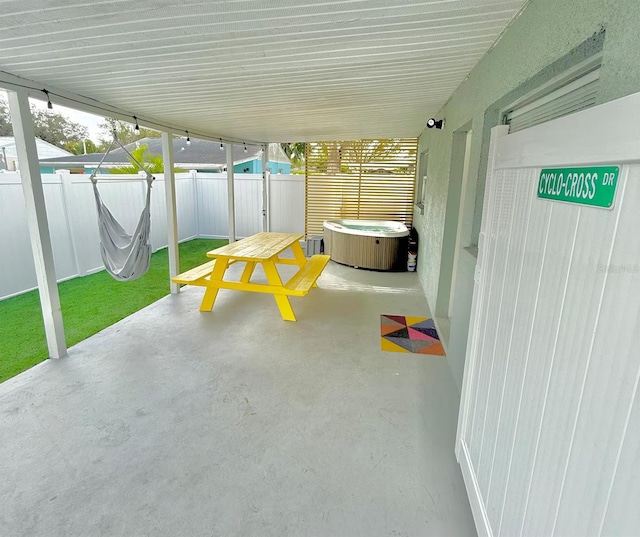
xmin=39 ymin=139 xmax=290 ymax=170
xmin=0 ymin=136 xmax=73 ymax=160
xmin=0 ymin=1 xmax=527 ymax=142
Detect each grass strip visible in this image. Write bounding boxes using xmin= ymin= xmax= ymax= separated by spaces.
xmin=0 ymin=238 xmax=226 ymax=383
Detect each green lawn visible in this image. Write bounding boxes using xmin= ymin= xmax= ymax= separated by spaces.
xmin=0 ymin=238 xmax=227 ymax=383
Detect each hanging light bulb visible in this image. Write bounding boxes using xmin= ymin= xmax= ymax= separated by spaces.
xmin=43 ymin=89 xmax=53 ymax=112
xmin=244 ymin=144 xmax=248 ymax=153
xmin=133 ymin=116 xmax=140 ymax=135
xmin=186 ymin=131 xmax=191 ymax=146
xmin=220 ymin=139 xmax=224 ymax=151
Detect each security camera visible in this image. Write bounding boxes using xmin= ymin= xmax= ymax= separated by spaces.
xmin=426 ymin=118 xmax=445 ymax=130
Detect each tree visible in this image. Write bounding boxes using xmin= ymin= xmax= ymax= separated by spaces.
xmin=97 ymin=119 xmax=159 ymax=150
xmin=30 ymin=108 xmax=88 ymax=146
xmin=64 ymin=139 xmax=99 ymax=155
xmin=306 ymin=139 xmax=416 ymax=176
xmin=281 ymin=142 xmax=305 ymax=171
xmin=0 ymin=99 xmax=12 ymax=136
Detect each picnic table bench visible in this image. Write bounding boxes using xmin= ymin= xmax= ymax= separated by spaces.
xmin=172 ymin=232 xmax=330 ymax=321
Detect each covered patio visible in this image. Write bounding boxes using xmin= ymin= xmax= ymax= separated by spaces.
xmin=0 ymin=1 xmax=536 ymax=535
xmin=4 ymin=0 xmax=639 ymax=534
xmin=1 ymin=261 xmax=473 ymax=535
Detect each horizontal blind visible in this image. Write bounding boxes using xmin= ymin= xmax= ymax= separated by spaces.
xmin=305 ymin=139 xmax=417 ymax=236
xmin=505 ymin=68 xmax=600 ymax=133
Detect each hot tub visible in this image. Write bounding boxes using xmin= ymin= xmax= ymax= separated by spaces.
xmin=323 ymin=219 xmax=410 ymax=271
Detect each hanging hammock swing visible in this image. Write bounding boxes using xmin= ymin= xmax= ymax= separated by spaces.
xmin=90 ymin=132 xmax=155 ymax=281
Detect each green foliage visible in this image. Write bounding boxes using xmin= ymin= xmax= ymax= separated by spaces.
xmin=0 ymin=99 xmax=12 ymax=136
xmin=0 ymin=238 xmax=227 ymax=383
xmin=64 ymin=139 xmax=99 ymax=155
xmin=31 ymin=107 xmax=88 ymax=146
xmin=97 ymin=118 xmax=160 ymax=150
xmin=109 ymin=144 xmax=185 ymax=174
xmin=110 ymin=144 xmax=164 ymax=174
xmin=280 ymin=142 xmax=306 ymax=161
xmin=281 ymin=142 xmax=306 ymax=170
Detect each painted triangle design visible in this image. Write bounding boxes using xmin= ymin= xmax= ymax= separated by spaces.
xmin=407 ymin=327 xmax=438 ymax=341
xmin=381 ymin=337 xmax=410 ymax=353
xmin=380 ymin=314 xmax=445 ymax=356
xmin=384 ymin=336 xmax=414 ymax=352
xmin=409 ymin=339 xmax=437 ymax=353
xmin=382 ymin=315 xmax=408 ymax=326
xmin=384 ymin=327 xmax=410 ymax=340
xmin=381 ymin=324 xmax=403 ymax=337
xmin=416 ymin=341 xmax=446 ymax=355
xmin=404 ymin=316 xmax=429 ymax=326
xmin=410 ymin=326 xmax=440 ymax=340
xmin=380 ymin=316 xmax=406 ymax=329
xmin=411 ymin=319 xmax=436 ymax=330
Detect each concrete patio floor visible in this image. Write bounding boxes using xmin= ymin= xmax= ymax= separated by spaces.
xmin=0 ymin=260 xmax=475 ymax=536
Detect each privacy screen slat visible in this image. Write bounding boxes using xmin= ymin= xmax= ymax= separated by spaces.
xmin=305 ymin=139 xmax=417 ymax=236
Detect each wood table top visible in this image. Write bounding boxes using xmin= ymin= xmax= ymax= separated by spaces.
xmin=207 ymin=232 xmax=303 ymax=261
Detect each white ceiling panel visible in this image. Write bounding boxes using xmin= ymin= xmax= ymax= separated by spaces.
xmin=0 ymin=0 xmax=527 ymax=142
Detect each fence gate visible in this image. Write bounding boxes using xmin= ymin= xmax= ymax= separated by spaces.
xmin=456 ymin=93 xmax=640 ymax=536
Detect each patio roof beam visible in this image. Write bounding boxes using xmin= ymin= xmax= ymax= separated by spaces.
xmin=0 ymin=70 xmax=264 ymax=147
xmin=161 ymin=132 xmax=180 ymax=294
xmin=7 ymin=88 xmax=67 ymax=358
xmin=226 ymin=144 xmax=236 ymax=242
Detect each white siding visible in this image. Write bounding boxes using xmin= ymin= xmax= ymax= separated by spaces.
xmin=457 ymin=93 xmax=640 ymax=536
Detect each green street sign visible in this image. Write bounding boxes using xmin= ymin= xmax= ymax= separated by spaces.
xmin=537 ymin=166 xmax=619 ymax=209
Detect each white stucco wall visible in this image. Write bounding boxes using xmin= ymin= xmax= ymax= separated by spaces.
xmin=415 ymin=0 xmax=640 ymax=390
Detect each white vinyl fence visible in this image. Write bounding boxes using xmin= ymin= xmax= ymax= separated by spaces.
xmin=0 ymin=171 xmax=304 ymax=300
xmin=457 ymin=95 xmax=640 ymax=536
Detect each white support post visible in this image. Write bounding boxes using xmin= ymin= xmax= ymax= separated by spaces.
xmin=226 ymin=143 xmax=236 ymax=242
xmin=8 ymin=89 xmax=67 ymax=358
xmin=161 ymin=131 xmax=180 ymax=294
xmin=261 ymin=144 xmax=269 ymax=232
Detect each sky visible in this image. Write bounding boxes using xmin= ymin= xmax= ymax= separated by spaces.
xmin=2 ymin=89 xmax=114 ymax=142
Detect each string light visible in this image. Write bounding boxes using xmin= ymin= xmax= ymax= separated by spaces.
xmin=186 ymin=131 xmax=191 ymax=146
xmin=133 ymin=116 xmax=140 ymax=135
xmin=8 ymin=79 xmax=264 ymax=148
xmin=43 ymin=89 xmax=53 ymax=111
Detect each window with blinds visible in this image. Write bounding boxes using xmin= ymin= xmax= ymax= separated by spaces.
xmin=504 ymin=66 xmax=600 ymax=133
xmin=305 ymin=139 xmax=417 ymax=236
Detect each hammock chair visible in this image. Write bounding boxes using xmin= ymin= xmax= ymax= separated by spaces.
xmin=90 ymin=132 xmax=155 ymax=281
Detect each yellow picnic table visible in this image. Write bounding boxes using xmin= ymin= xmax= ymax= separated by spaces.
xmin=172 ymin=232 xmax=330 ymax=321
